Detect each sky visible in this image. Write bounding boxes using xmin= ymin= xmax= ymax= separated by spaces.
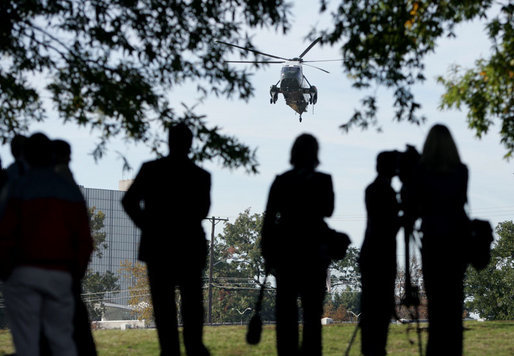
xmin=1 ymin=3 xmax=512 ymax=252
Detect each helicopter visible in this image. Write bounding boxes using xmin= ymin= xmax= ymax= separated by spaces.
xmin=217 ymin=37 xmax=341 ymax=122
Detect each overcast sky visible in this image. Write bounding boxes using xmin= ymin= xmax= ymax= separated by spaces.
xmin=1 ymin=3 xmax=512 ymax=251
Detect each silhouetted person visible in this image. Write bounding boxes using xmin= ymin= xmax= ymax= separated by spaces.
xmin=261 ymin=133 xmax=334 ymax=356
xmin=5 ymin=134 xmax=27 ymax=181
xmin=408 ymin=124 xmax=469 ymax=356
xmin=122 ymin=123 xmax=211 ymax=356
xmin=0 ymin=133 xmax=93 ymax=356
xmin=0 ymin=135 xmax=27 ymax=216
xmin=53 ymin=139 xmax=76 ymax=184
xmin=359 ymin=151 xmax=401 ymax=356
xmin=38 ymin=139 xmax=97 ymax=356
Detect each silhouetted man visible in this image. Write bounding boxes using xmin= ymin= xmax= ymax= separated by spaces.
xmin=261 ymin=133 xmax=334 ymax=356
xmin=122 ymin=123 xmax=211 ymax=356
xmin=359 ymin=151 xmax=400 ymax=356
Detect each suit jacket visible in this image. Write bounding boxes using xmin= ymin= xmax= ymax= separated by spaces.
xmin=122 ymin=156 xmax=211 ymax=264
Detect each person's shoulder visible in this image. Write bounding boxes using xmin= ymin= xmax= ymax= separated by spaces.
xmin=365 ymin=179 xmax=382 ymax=196
xmin=312 ymin=171 xmax=332 ymax=186
xmin=137 ymin=158 xmax=170 ymax=177
xmin=314 ymin=171 xmax=332 ymax=180
xmin=274 ymin=169 xmax=294 ymax=183
xmin=141 ymin=157 xmax=168 ymax=169
xmin=192 ymin=163 xmax=210 ymax=176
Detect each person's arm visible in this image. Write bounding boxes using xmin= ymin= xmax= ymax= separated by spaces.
xmin=261 ymin=177 xmax=280 ymax=270
xmin=460 ymin=164 xmax=469 ymax=206
xmin=73 ymin=202 xmax=94 ymax=278
xmin=197 ymin=171 xmax=211 ymax=220
xmin=122 ymin=165 xmax=147 ymax=230
xmin=323 ymin=174 xmax=335 ymax=217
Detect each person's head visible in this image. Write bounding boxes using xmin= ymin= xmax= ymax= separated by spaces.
xmin=10 ymin=134 xmax=27 ymax=160
xmin=25 ymin=133 xmax=53 ymax=168
xmin=376 ymin=150 xmax=398 ymax=178
xmin=290 ymin=133 xmax=319 ymax=169
xmin=168 ymin=123 xmax=193 ymax=157
xmin=421 ymin=124 xmax=461 ymax=171
xmin=53 ymin=139 xmax=72 ymax=165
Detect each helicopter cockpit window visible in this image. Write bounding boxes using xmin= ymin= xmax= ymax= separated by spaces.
xmin=281 ymin=66 xmax=302 ymax=82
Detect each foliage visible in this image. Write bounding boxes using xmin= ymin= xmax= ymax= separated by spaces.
xmin=2 ymin=1 xmax=511 ymax=167
xmin=438 ymin=4 xmax=513 ymax=158
xmin=88 ymin=206 xmax=107 ymax=257
xmin=395 ymin=256 xmax=428 ymax=319
xmin=329 ymin=246 xmax=360 ymax=290
xmin=210 ymin=209 xmax=275 ymax=323
xmin=395 ymin=255 xmax=424 ymax=299
xmin=324 ymin=289 xmax=361 ymax=320
xmin=81 ymin=206 xmax=119 ymax=320
xmin=0 ymin=0 xmax=292 ymax=172
xmin=465 ymin=220 xmax=514 ymax=320
xmin=82 ymin=270 xmax=120 ymax=321
xmin=119 ymin=260 xmax=153 ymax=322
xmin=325 ymin=247 xmax=362 ymax=319
xmin=216 ymin=208 xmax=265 ymax=281
xmin=313 ymin=1 xmax=512 ymax=156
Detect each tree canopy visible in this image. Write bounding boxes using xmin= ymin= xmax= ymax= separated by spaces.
xmin=1 ymin=1 xmax=511 ymax=169
xmin=82 ymin=206 xmax=120 ymax=320
xmin=465 ymin=220 xmax=514 ymax=320
xmin=313 ymin=0 xmax=512 ymax=157
xmin=0 ymin=0 xmax=291 ymax=172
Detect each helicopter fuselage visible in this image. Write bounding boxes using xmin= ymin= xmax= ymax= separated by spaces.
xmin=270 ymin=61 xmax=317 ymax=119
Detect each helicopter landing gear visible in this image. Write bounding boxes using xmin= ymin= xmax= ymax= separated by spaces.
xmin=270 ymin=85 xmax=279 ymax=104
xmin=308 ymin=86 xmax=318 ymax=105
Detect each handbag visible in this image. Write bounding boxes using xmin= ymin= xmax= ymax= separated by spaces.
xmin=246 ymin=275 xmax=268 ymax=345
xmin=468 ymin=218 xmax=494 ymax=271
xmin=322 ymin=222 xmax=351 ymax=261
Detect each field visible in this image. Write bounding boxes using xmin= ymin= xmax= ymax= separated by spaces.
xmin=1 ymin=321 xmax=513 ymax=355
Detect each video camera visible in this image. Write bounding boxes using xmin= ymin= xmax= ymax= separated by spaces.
xmin=394 ymin=144 xmax=420 ymax=184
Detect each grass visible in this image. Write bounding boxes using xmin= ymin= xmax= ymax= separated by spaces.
xmin=1 ymin=321 xmax=513 ymax=355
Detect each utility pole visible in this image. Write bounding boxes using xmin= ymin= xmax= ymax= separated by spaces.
xmin=206 ymin=216 xmax=228 ymax=325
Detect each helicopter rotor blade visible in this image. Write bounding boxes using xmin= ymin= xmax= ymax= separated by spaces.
xmin=303 ymin=63 xmax=330 ymax=74
xmin=216 ymin=41 xmax=288 ymax=61
xmin=224 ymin=60 xmax=285 ymax=64
xmin=298 ymin=37 xmax=322 ymax=59
xmin=302 ymin=59 xmax=344 ymax=63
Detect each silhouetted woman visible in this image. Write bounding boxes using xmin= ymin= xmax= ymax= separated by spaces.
xmin=409 ymin=124 xmax=469 ymax=355
xmin=261 ymin=134 xmax=334 ymax=356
